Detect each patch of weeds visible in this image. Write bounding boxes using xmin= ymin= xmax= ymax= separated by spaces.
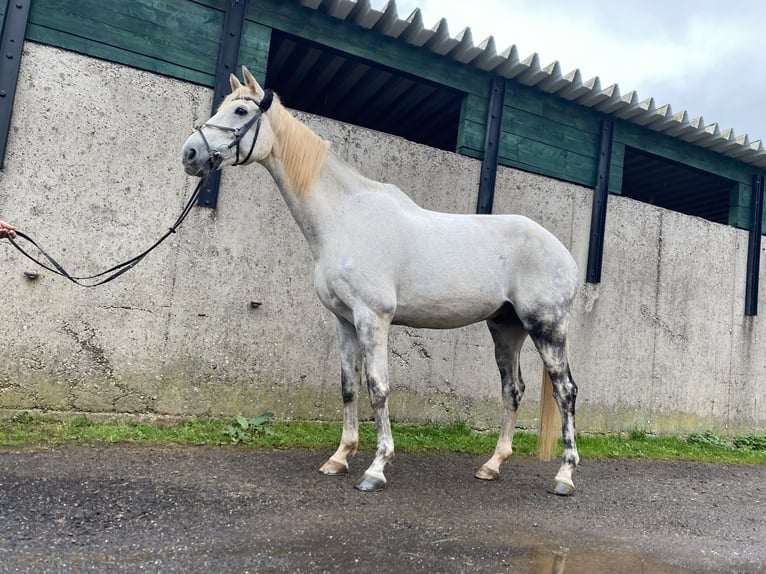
xmin=688 ymin=431 xmax=734 ymax=449
xmin=629 ymin=428 xmax=649 ymax=442
xmin=69 ymin=416 xmax=96 ymax=429
xmin=733 ymin=434 xmax=766 ymax=451
xmin=11 ymin=411 xmax=35 ymax=425
xmin=687 ymin=431 xmax=766 ymax=454
xmin=223 ymin=413 xmax=274 ymax=444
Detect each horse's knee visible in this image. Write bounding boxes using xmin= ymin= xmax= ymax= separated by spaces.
xmin=366 ymin=377 xmax=389 ymax=410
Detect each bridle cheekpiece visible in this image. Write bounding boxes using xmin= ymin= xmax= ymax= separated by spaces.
xmin=194 ymin=89 xmax=274 ymax=171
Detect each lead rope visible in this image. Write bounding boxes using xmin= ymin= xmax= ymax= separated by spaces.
xmin=5 ymin=89 xmax=275 ymax=288
xmin=5 ymin=175 xmax=206 ymax=288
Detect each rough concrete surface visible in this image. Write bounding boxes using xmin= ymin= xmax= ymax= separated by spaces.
xmin=0 ymin=445 xmax=763 ymax=573
xmin=1 ymin=42 xmax=766 ymax=433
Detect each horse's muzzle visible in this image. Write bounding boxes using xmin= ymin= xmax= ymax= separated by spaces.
xmin=181 ymin=139 xmax=206 ymax=177
xmin=181 ymin=137 xmax=220 ymax=178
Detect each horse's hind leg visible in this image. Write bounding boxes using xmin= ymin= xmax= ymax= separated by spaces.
xmin=319 ymin=317 xmax=361 ymax=475
xmin=476 ymin=305 xmax=528 ymax=481
xmin=526 ymin=316 xmax=579 ymax=496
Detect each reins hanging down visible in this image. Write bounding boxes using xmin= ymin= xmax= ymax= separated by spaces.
xmin=5 ymin=89 xmax=273 ymax=288
xmin=5 ymin=176 xmax=206 ymax=288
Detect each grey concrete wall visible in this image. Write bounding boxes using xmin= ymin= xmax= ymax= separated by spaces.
xmin=1 ymin=43 xmax=763 ymax=434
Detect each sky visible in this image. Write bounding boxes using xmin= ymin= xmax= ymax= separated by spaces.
xmin=372 ymin=0 xmax=766 ymax=143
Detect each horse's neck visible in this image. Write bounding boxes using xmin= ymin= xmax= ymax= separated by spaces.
xmin=262 ymin=150 xmax=360 ymax=257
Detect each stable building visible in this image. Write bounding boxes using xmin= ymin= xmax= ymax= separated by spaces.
xmin=0 ymin=0 xmax=764 ymax=433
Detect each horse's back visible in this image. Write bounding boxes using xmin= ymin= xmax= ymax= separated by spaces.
xmin=372 ymin=199 xmax=578 ymax=328
xmin=315 ymin=180 xmax=578 ymax=329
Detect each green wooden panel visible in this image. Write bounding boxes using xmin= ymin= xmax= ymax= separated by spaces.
xmin=609 ymin=141 xmax=625 ymax=194
xmin=727 ymin=180 xmax=766 ymax=234
xmin=27 ymin=0 xmax=226 ymax=85
xmin=615 ymin=119 xmax=753 ymax=185
xmin=238 ymin=20 xmax=271 ymax=83
xmin=26 ymin=24 xmax=214 ymax=85
xmin=458 ymin=118 xmax=489 ymax=156
xmin=499 ymin=130 xmax=596 ymax=186
xmin=728 ymin=183 xmax=750 ymax=229
xmin=728 ymin=204 xmax=749 ymax=229
xmin=457 ymin=94 xmax=486 ymax=159
xmin=250 ymin=0 xmax=490 ymax=99
xmin=458 ymin=78 xmax=607 ymax=188
xmin=730 ymin=181 xmax=751 ymax=208
xmin=498 ymin=80 xmax=603 ymax=187
xmin=499 ymin=132 xmax=597 ymax=187
xmin=461 ymin=94 xmax=488 ymax=124
xmin=506 ymin=82 xmax=603 ymax=133
xmin=503 ymin=107 xmax=600 ymax=158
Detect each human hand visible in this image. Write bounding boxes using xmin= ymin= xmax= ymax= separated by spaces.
xmin=0 ymin=220 xmax=16 ymax=238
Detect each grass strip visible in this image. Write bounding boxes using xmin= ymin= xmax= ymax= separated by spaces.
xmin=0 ymin=414 xmax=764 ymax=465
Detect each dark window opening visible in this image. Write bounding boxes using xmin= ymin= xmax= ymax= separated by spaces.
xmin=265 ymin=31 xmax=463 ymax=152
xmin=622 ymin=146 xmax=734 ymax=225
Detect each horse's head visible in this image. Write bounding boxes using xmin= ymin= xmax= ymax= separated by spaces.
xmin=182 ymin=67 xmax=275 ymax=178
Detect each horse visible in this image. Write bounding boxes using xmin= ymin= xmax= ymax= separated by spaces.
xmin=181 ymin=67 xmax=581 ymax=496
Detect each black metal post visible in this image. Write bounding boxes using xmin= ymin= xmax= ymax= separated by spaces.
xmin=197 ymin=0 xmax=250 ymax=208
xmin=476 ymin=77 xmax=505 ymax=214
xmin=0 ymin=0 xmax=31 ymax=170
xmin=745 ymin=174 xmax=764 ymax=316
xmin=586 ymin=119 xmax=614 ymax=283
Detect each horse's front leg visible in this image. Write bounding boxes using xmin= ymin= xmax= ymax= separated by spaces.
xmin=319 ymin=317 xmax=362 ymax=476
xmin=353 ymin=310 xmax=394 ymax=492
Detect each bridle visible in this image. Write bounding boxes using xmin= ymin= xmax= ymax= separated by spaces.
xmin=4 ymin=89 xmax=276 ymax=288
xmin=194 ymin=89 xmax=274 ymax=172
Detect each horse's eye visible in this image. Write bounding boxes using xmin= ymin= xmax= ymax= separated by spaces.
xmin=234 ymin=106 xmax=248 ymax=116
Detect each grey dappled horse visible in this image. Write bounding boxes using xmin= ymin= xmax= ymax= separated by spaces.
xmin=181 ymin=68 xmax=580 ymax=496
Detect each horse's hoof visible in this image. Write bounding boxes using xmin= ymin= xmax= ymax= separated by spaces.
xmin=548 ymin=480 xmax=575 ymax=496
xmin=354 ymin=472 xmax=386 ymax=492
xmin=475 ymin=465 xmax=499 ymax=481
xmin=319 ymin=459 xmax=348 ymax=475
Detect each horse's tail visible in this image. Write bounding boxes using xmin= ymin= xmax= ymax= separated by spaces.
xmin=538 ymin=368 xmax=560 ymax=461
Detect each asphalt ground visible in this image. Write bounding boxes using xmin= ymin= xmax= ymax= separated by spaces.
xmin=0 ymin=445 xmax=763 ymax=573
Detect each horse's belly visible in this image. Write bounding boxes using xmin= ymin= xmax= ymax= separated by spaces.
xmin=392 ymin=289 xmax=504 ymax=329
xmin=392 ymin=307 xmax=499 ymax=329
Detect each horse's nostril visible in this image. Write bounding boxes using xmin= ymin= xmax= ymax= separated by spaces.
xmin=185 ymin=147 xmax=197 ymax=162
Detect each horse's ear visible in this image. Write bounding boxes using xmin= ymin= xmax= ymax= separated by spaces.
xmin=242 ymin=66 xmax=265 ymax=98
xmin=229 ymin=73 xmax=242 ymax=92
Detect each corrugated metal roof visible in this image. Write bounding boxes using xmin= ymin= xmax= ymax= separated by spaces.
xmin=297 ymin=0 xmax=766 ymax=169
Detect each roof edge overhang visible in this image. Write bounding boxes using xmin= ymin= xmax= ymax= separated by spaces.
xmin=296 ymin=0 xmax=766 ymax=170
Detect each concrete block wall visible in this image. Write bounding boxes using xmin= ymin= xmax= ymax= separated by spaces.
xmin=1 ymin=43 xmax=763 ymax=434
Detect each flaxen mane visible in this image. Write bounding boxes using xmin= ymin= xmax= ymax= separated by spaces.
xmin=224 ymin=89 xmax=328 ymax=197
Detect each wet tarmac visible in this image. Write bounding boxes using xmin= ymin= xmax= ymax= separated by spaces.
xmin=0 ymin=445 xmax=763 ymax=573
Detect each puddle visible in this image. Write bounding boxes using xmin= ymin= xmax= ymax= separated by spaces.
xmin=527 ymin=543 xmax=733 ymax=574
